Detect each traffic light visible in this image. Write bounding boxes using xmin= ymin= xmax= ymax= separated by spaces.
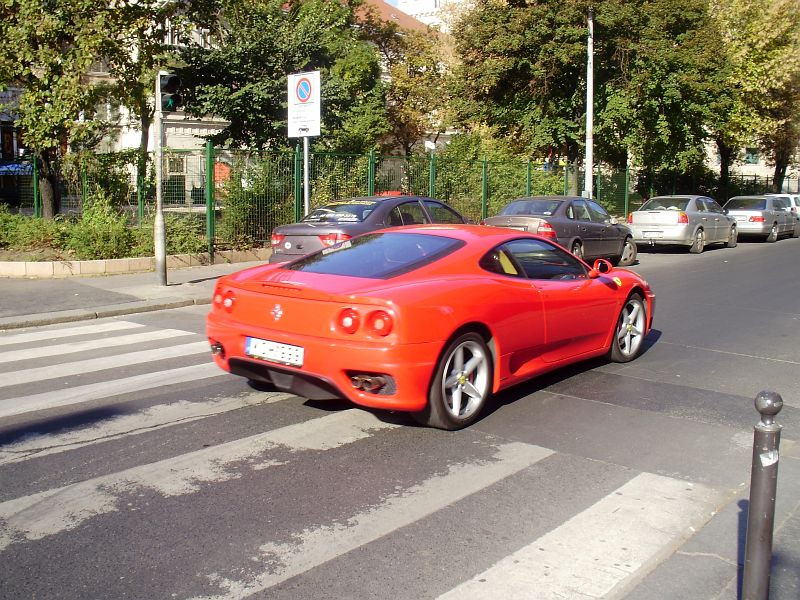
xmin=160 ymin=74 xmax=182 ymax=112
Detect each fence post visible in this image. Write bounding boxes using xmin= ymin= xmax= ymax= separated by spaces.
xmin=205 ymin=141 xmax=215 ymax=261
xmin=563 ymin=164 xmax=569 ymax=196
xmin=595 ymin=169 xmax=601 ymax=202
xmin=367 ymin=149 xmax=376 ymax=196
xmin=526 ymin=159 xmax=532 ymax=196
xmin=428 ymin=153 xmax=437 ymax=198
xmin=32 ymin=154 xmax=41 ymax=218
xmin=743 ymin=390 xmax=783 ymax=600
xmin=294 ymin=144 xmax=302 ymax=222
xmin=137 ymin=162 xmax=145 ymax=223
xmin=481 ymin=156 xmax=489 ymax=219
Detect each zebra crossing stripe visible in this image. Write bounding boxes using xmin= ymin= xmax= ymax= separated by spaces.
xmin=190 ymin=442 xmax=554 ymax=600
xmin=0 ymin=321 xmax=144 ymax=346
xmin=0 ymin=409 xmax=400 ymax=550
xmin=437 ymin=472 xmax=727 ymax=600
xmin=0 ymin=341 xmax=210 ymax=388
xmin=0 ymin=362 xmax=223 ymax=419
xmin=0 ymin=329 xmax=197 ymax=365
xmin=0 ymin=391 xmax=295 ymax=466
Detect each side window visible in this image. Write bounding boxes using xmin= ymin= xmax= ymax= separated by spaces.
xmin=570 ymin=200 xmax=591 ymax=221
xmin=696 ymin=199 xmax=710 ymax=212
xmin=504 ymin=238 xmax=588 ymax=280
xmin=479 ymin=247 xmax=523 ymax=277
xmin=424 ymin=200 xmax=464 ymax=224
xmin=774 ymin=199 xmax=788 ymax=211
xmin=392 ymin=202 xmax=429 ymax=225
xmin=706 ymin=200 xmax=725 ymax=214
xmin=587 ymin=200 xmax=611 ymax=223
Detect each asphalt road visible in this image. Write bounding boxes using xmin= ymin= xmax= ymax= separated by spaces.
xmin=1 ymin=236 xmax=798 ymax=600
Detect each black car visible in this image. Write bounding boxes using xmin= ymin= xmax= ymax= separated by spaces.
xmin=482 ymin=195 xmax=637 ymax=266
xmin=269 ymin=195 xmax=469 ymax=263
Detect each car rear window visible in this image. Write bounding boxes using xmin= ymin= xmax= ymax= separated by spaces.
xmin=285 ymin=232 xmax=465 ymax=279
xmin=725 ymin=197 xmax=766 ymax=210
xmin=500 ymin=200 xmax=561 ymax=216
xmin=301 ymin=200 xmax=379 ymax=223
xmin=640 ymin=197 xmax=690 ymax=211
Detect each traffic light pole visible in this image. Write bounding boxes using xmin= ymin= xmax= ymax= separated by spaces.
xmin=154 ymin=71 xmax=168 ymax=286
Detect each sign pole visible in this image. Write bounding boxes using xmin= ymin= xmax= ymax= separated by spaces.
xmin=154 ymin=71 xmax=167 ymax=286
xmin=303 ymin=135 xmax=310 ymax=215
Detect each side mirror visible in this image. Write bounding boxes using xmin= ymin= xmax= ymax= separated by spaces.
xmin=589 ymin=258 xmax=613 ymax=278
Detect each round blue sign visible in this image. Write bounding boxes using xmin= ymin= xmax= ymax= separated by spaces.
xmin=296 ymin=78 xmax=312 ymax=103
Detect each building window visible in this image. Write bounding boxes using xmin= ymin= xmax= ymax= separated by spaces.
xmin=744 ymin=148 xmax=759 ymax=164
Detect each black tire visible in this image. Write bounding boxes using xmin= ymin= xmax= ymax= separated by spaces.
xmin=766 ymin=224 xmax=778 ymax=242
xmin=412 ymin=332 xmax=493 ymax=430
xmin=689 ymin=229 xmax=705 ymax=253
xmin=726 ymin=226 xmax=738 ymax=248
xmin=571 ymin=241 xmax=584 ymax=260
xmin=615 ymin=237 xmax=637 ymax=266
xmin=608 ymin=293 xmax=647 ymax=363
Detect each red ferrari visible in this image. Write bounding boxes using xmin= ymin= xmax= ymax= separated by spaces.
xmin=207 ymin=225 xmax=655 ymax=430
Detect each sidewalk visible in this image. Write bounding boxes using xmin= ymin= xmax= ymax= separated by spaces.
xmin=0 ymin=259 xmax=267 ymax=330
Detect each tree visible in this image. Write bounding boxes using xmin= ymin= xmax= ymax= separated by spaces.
xmin=360 ymin=12 xmax=449 ymax=155
xmin=177 ymin=0 xmax=389 ymax=153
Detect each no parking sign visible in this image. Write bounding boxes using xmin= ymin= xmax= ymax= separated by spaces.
xmin=288 ymin=71 xmax=321 ymax=137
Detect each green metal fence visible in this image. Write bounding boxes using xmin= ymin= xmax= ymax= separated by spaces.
xmin=2 ymin=148 xmax=798 ymax=255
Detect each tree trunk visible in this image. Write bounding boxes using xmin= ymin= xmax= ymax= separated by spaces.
xmin=716 ymin=138 xmax=733 ymax=201
xmin=38 ymin=151 xmax=60 ymax=219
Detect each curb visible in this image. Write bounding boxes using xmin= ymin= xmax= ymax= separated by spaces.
xmin=0 ymin=248 xmax=271 ymax=279
xmin=0 ymin=296 xmax=212 ymax=331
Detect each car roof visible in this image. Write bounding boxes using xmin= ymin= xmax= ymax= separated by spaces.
xmin=320 ymin=195 xmax=434 ymax=205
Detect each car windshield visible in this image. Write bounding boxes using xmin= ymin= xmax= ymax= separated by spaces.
xmin=725 ymin=197 xmax=766 ymax=210
xmin=640 ymin=197 xmax=691 ymax=211
xmin=285 ymin=232 xmax=465 ymax=279
xmin=500 ymin=200 xmax=561 ymax=216
xmin=301 ymin=200 xmax=379 ymax=223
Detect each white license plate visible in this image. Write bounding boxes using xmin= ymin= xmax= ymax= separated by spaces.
xmin=245 ymin=337 xmax=304 ymax=367
xmin=642 ymin=231 xmax=662 ymax=238
xmin=734 ymin=216 xmax=746 ymax=221
xmin=503 ymin=225 xmax=527 ymax=231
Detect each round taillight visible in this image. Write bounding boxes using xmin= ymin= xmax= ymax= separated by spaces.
xmin=213 ymin=292 xmax=223 ymax=307
xmin=367 ymin=310 xmax=393 ymax=336
xmin=338 ymin=308 xmax=360 ymax=334
xmin=222 ymin=290 xmax=236 ymax=312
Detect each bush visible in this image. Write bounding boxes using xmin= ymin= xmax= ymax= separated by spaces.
xmin=64 ymin=192 xmax=133 ymax=260
xmin=0 ymin=204 xmax=67 ymax=250
xmin=131 ymin=213 xmax=207 ymax=256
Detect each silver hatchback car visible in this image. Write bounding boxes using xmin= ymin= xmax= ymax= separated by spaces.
xmin=628 ymin=195 xmax=737 ymax=253
xmin=723 ymin=195 xmax=798 ymax=242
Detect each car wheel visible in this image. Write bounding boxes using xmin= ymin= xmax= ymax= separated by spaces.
xmin=571 ymin=241 xmax=584 ymax=260
xmin=727 ymin=226 xmax=738 ymax=248
xmin=689 ymin=229 xmax=705 ymax=253
xmin=616 ymin=238 xmax=637 ymax=266
xmin=413 ymin=332 xmax=493 ymax=430
xmin=608 ymin=293 xmax=647 ymax=363
xmin=766 ymin=224 xmax=778 ymax=243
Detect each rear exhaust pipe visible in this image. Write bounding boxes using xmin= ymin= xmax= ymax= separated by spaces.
xmin=210 ymin=341 xmax=225 ymax=358
xmin=350 ymin=375 xmax=387 ymax=392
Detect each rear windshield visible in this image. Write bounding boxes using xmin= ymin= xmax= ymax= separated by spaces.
xmin=725 ymin=197 xmax=766 ymax=210
xmin=285 ymin=232 xmax=465 ymax=279
xmin=500 ymin=200 xmax=562 ymax=216
xmin=640 ymin=197 xmax=691 ymax=211
xmin=301 ymin=200 xmax=379 ymax=224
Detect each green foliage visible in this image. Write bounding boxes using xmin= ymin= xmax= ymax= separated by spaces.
xmin=178 ymin=0 xmax=389 ymax=153
xmin=217 ymin=155 xmax=295 ymax=247
xmin=65 ymin=192 xmax=134 ymax=260
xmin=131 ymin=214 xmax=207 ymax=256
xmin=0 ymin=205 xmax=67 ymax=250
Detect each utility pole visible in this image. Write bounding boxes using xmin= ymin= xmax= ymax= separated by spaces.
xmin=584 ymin=6 xmax=594 ymax=199
xmin=154 ymin=71 xmax=168 ymax=286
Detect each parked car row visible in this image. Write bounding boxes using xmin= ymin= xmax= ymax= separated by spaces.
xmin=270 ymin=194 xmax=638 ymax=267
xmin=628 ymin=194 xmax=800 ymax=253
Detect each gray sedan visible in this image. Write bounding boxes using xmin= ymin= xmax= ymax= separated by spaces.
xmin=482 ymin=195 xmax=637 ymax=266
xmin=628 ymin=195 xmax=737 ymax=253
xmin=268 ymin=195 xmax=468 ymax=263
xmin=724 ymin=195 xmax=799 ymax=241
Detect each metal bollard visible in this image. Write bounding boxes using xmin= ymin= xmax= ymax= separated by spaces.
xmin=742 ymin=390 xmax=783 ymax=600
